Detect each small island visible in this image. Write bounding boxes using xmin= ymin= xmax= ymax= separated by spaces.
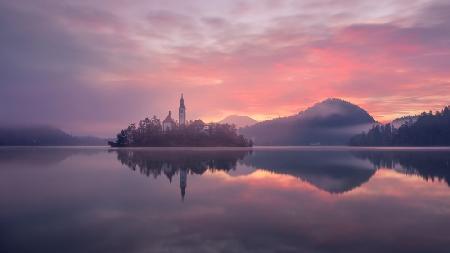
xmin=108 ymin=94 xmax=253 ymax=147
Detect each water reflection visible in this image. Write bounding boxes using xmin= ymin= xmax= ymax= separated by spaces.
xmin=353 ymin=151 xmax=450 ymax=186
xmin=244 ymin=151 xmax=376 ymax=193
xmin=1 ymin=147 xmax=450 ymax=253
xmin=112 ymin=149 xmax=450 ymax=196
xmin=113 ymin=149 xmax=251 ymax=200
xmin=0 ymin=147 xmax=102 ymax=166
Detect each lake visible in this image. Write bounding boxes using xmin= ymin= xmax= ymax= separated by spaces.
xmin=1 ymin=147 xmax=450 ymax=253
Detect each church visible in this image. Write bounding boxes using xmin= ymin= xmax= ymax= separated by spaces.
xmin=162 ymin=94 xmax=186 ymax=132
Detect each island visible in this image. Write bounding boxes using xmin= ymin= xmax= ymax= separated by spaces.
xmin=108 ymin=95 xmax=253 ymax=147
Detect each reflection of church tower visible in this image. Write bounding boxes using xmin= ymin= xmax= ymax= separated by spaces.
xmin=179 ymin=94 xmax=186 ymax=126
xmin=180 ymin=169 xmax=187 ymax=201
xmin=162 ymin=163 xmax=174 ymax=183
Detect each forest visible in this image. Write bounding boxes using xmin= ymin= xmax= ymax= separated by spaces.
xmin=349 ymin=106 xmax=450 ymax=146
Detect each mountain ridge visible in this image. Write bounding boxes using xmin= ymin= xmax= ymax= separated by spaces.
xmin=219 ymin=115 xmax=258 ymax=128
xmin=240 ymin=98 xmax=376 ymax=145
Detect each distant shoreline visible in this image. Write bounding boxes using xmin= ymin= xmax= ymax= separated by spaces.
xmin=1 ymin=145 xmax=450 ymax=151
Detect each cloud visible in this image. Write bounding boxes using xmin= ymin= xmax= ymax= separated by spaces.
xmin=0 ymin=1 xmax=168 ymax=136
xmin=0 ymin=0 xmax=449 ymax=135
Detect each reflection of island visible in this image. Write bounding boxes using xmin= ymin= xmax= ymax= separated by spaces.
xmin=112 ymin=149 xmax=252 ymax=200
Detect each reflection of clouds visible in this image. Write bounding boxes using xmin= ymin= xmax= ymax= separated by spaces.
xmin=350 ymin=169 xmax=450 ymax=200
xmin=212 ymin=169 xmax=318 ymax=192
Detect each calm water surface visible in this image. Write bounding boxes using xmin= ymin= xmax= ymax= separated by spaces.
xmin=1 ymin=147 xmax=450 ymax=253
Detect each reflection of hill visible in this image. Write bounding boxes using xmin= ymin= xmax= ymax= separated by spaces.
xmin=244 ymin=151 xmax=376 ymax=193
xmin=353 ymin=151 xmax=450 ymax=186
xmin=0 ymin=147 xmax=102 ymax=166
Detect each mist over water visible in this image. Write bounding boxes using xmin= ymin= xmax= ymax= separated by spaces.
xmin=1 ymin=147 xmax=450 ymax=253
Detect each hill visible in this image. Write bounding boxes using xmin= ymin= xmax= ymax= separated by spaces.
xmin=219 ymin=115 xmax=258 ymax=128
xmin=240 ymin=98 xmax=376 ymax=145
xmin=0 ymin=125 xmax=107 ymax=146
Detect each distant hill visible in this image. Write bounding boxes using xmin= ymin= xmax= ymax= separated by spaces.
xmin=0 ymin=125 xmax=107 ymax=146
xmin=240 ymin=98 xmax=376 ymax=145
xmin=219 ymin=115 xmax=258 ymax=128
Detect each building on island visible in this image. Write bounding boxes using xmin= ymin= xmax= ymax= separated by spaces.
xmin=162 ymin=111 xmax=176 ymax=132
xmin=162 ymin=94 xmax=187 ymax=132
xmin=179 ymin=94 xmax=186 ymax=126
xmin=160 ymin=94 xmax=218 ymax=135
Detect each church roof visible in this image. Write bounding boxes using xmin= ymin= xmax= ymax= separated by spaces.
xmin=163 ymin=111 xmax=176 ymax=124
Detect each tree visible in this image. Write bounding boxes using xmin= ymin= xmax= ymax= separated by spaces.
xmin=350 ymin=106 xmax=450 ymax=146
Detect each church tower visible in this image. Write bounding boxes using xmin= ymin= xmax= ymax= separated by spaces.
xmin=179 ymin=94 xmax=186 ymax=126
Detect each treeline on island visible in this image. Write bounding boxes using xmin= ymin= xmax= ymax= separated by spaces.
xmin=350 ymin=106 xmax=450 ymax=146
xmin=109 ymin=116 xmax=253 ymax=147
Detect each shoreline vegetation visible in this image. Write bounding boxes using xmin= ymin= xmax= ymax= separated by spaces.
xmin=350 ymin=106 xmax=450 ymax=146
xmin=108 ymin=116 xmax=253 ymax=147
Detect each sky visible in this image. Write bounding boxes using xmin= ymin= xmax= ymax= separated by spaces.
xmin=1 ymin=0 xmax=449 ymax=137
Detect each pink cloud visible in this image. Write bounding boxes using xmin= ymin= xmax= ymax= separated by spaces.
xmin=2 ymin=0 xmax=450 ymax=135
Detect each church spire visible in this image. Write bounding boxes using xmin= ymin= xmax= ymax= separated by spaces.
xmin=179 ymin=93 xmax=186 ymax=126
xmin=180 ymin=93 xmax=185 ymax=108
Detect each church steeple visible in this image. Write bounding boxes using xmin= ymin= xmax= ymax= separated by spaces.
xmin=180 ymin=169 xmax=187 ymax=201
xmin=180 ymin=93 xmax=185 ymax=107
xmin=179 ymin=93 xmax=186 ymax=126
